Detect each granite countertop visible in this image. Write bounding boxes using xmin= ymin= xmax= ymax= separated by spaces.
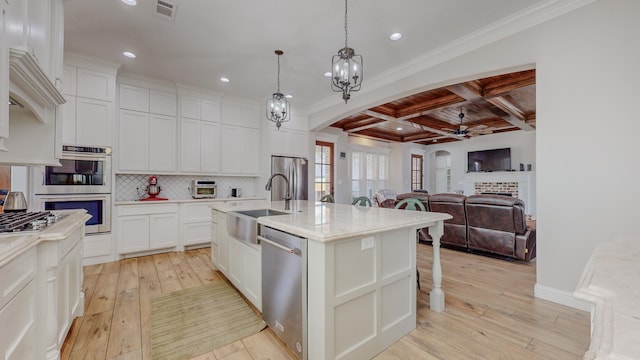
xmin=0 ymin=210 xmax=91 ymax=267
xmin=114 ymin=197 xmax=266 ymax=206
xmin=214 ymin=200 xmax=452 ymax=243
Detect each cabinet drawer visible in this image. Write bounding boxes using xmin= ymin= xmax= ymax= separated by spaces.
xmin=184 ymin=222 xmax=211 ymax=246
xmin=0 ymin=247 xmax=37 ymax=310
xmin=118 ymin=203 xmax=178 ymax=216
xmin=184 ymin=203 xmax=216 ymax=222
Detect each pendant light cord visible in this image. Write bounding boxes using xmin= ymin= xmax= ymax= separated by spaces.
xmin=344 ymin=0 xmax=349 ymax=48
xmin=277 ymin=54 xmax=281 ymax=92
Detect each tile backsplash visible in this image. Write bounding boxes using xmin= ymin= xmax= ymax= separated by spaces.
xmin=115 ymin=174 xmax=258 ymax=201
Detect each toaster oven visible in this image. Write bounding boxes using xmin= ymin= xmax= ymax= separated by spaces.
xmin=191 ymin=180 xmax=217 ymax=199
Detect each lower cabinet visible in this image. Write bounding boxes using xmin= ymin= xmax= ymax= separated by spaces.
xmin=182 ymin=202 xmax=216 ymax=247
xmin=227 ymin=236 xmax=262 ymax=311
xmin=117 ymin=204 xmax=178 ymax=254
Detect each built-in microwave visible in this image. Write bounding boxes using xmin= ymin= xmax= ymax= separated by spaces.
xmin=34 ymin=145 xmax=112 ymax=195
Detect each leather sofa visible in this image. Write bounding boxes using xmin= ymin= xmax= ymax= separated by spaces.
xmin=465 ymin=194 xmax=536 ymax=261
xmin=391 ymin=192 xmax=536 ymax=261
xmin=428 ymin=193 xmax=467 ymax=249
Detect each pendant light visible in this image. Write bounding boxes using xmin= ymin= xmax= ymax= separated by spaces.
xmin=331 ymin=0 xmax=363 ymax=103
xmin=266 ymin=50 xmax=290 ymax=130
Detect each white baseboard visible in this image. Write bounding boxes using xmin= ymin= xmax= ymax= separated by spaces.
xmin=534 ymin=283 xmax=592 ymax=312
xmin=82 ymin=253 xmax=115 ymax=266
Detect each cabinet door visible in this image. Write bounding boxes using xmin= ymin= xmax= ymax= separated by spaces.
xmin=118 ymin=215 xmax=150 ymax=253
xmin=119 ymin=84 xmax=149 ymax=112
xmin=150 ymin=213 xmax=178 ymax=249
xmin=200 ymin=121 xmax=220 ymax=173
xmin=289 ymin=130 xmax=309 ymax=157
xmin=184 ymin=222 xmax=211 ymax=246
xmin=149 ymin=114 xmax=176 ymax=172
xmin=180 ymin=95 xmax=200 ymax=119
xmin=180 ymin=118 xmax=201 ymax=172
xmin=26 ymin=0 xmax=51 ymax=72
xmin=242 ymin=127 xmax=260 ymax=174
xmin=61 ymin=96 xmax=76 ymax=144
xmin=228 ymin=237 xmax=244 ymax=287
xmin=118 ymin=110 xmax=149 ymax=171
xmin=220 ymin=125 xmax=241 ymax=173
xmin=243 ymin=243 xmax=262 ymax=310
xmin=76 ymin=97 xmax=112 ymax=146
xmin=270 ymin=126 xmax=289 ymax=156
xmin=77 ymin=69 xmax=112 ymax=101
xmin=150 ymin=90 xmax=176 ymax=116
xmin=201 ymin=100 xmax=220 ymax=122
xmin=217 ymin=216 xmax=229 ymax=275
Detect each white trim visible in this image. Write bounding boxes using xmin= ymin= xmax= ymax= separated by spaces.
xmin=534 ymin=283 xmax=591 ymax=311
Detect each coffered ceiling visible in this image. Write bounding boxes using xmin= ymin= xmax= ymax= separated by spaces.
xmin=329 ymin=69 xmax=536 ymax=144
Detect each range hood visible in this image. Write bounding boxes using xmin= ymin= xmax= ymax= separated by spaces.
xmin=9 ymin=47 xmax=66 ymax=123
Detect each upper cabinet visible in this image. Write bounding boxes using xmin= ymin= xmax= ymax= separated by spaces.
xmin=269 ymin=111 xmax=310 ymax=158
xmin=117 ymin=79 xmax=178 ymax=173
xmin=178 ymin=91 xmax=222 ymax=174
xmin=61 ymin=58 xmax=117 ymax=147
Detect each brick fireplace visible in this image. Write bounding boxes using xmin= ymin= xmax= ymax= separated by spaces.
xmin=463 ymin=172 xmax=535 ymax=215
xmin=475 ymin=182 xmax=519 ymax=198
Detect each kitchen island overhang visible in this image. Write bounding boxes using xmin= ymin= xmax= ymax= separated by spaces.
xmin=257 ymin=201 xmax=451 ymax=360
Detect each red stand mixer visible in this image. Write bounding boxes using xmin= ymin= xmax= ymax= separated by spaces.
xmin=140 ymin=176 xmax=168 ymax=201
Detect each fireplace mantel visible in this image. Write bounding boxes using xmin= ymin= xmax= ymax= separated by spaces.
xmin=463 ymin=171 xmax=536 ymax=215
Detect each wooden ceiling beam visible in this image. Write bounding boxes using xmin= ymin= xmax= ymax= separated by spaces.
xmin=482 ymin=72 xmax=536 ymax=97
xmin=363 ymin=110 xmax=463 ymax=140
xmin=485 ymin=97 xmax=534 ymax=131
xmin=342 ymin=117 xmax=382 ymax=131
xmin=395 ymin=93 xmax=464 ymax=118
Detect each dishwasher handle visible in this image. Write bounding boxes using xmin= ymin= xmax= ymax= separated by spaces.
xmin=258 ymin=235 xmax=301 ymax=256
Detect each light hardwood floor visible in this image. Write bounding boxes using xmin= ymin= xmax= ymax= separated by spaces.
xmin=62 ymin=245 xmax=590 ymax=360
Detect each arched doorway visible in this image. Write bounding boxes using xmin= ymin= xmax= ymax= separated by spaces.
xmin=433 ymin=150 xmax=451 ymax=193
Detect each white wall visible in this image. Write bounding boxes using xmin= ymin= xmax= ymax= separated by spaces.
xmin=310 ymin=0 xmax=640 ymax=309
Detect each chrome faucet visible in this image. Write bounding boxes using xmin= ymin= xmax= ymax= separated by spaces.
xmin=265 ymin=173 xmax=291 ymax=210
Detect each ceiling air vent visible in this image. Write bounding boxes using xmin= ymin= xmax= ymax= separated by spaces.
xmin=156 ymin=0 xmax=177 ymax=22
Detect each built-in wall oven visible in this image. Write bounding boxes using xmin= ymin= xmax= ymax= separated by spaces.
xmin=34 ymin=145 xmax=112 ymax=234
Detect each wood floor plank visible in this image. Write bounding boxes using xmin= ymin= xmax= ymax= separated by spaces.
xmin=242 ymin=330 xmax=297 ymax=360
xmin=68 ymin=311 xmax=113 ymax=360
xmin=106 ymin=289 xmax=141 ymax=359
xmin=152 ymin=253 xmax=183 ymax=293
xmin=170 ymin=251 xmax=204 ymax=289
xmin=191 ymin=351 xmax=217 ymax=360
xmin=85 ymin=273 xmax=119 ymax=315
xmin=137 ymin=255 xmax=162 ymax=360
xmin=108 ymin=348 xmax=142 ymax=360
xmin=81 ymin=273 xmax=101 ymax=313
xmin=212 ymin=341 xmax=246 ymax=359
xmin=116 ymin=258 xmax=139 ymax=291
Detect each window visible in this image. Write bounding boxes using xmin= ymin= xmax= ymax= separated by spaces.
xmin=351 ymin=150 xmax=388 ymax=200
xmin=315 ymin=141 xmax=334 ymax=201
xmin=411 ymin=154 xmax=423 ymax=190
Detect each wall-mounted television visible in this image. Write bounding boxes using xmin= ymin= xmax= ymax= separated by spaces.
xmin=467 ymin=148 xmax=512 ymax=172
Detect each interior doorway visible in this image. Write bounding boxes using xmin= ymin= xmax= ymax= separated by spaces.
xmin=434 ymin=151 xmax=451 ymax=193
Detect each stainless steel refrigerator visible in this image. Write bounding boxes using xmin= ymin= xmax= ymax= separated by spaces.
xmin=271 ymin=155 xmax=308 ymax=201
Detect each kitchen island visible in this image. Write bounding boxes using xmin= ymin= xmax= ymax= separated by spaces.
xmin=212 ymin=200 xmax=451 ymax=360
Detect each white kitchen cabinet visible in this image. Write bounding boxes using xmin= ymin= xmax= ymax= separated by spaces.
xmin=180 ymin=119 xmax=220 ymax=173
xmin=270 ymin=126 xmax=309 ymax=157
xmin=211 ymin=210 xmax=229 ymax=274
xmin=119 ymin=84 xmax=149 ymax=112
xmin=63 ymin=65 xmax=77 ymax=96
xmin=26 ymin=0 xmax=51 ymax=71
xmin=149 ymin=114 xmax=177 ymax=172
xmin=75 ymin=97 xmax=112 ymax=146
xmin=77 ymin=68 xmax=114 ymax=102
xmin=0 ymin=280 xmax=37 ymax=360
xmin=180 ymin=95 xmax=220 ymax=122
xmin=227 ymin=236 xmax=262 ymax=310
xmin=61 ymin=96 xmax=76 ymax=144
xmin=221 ymin=100 xmax=259 ymax=128
xmin=118 ymin=110 xmax=149 ymax=171
xmin=1 ymin=6 xmax=9 ymax=150
xmin=182 ymin=202 xmax=215 ymax=247
xmin=221 ymin=125 xmax=259 ymax=175
xmin=150 ymin=90 xmax=177 ymax=116
xmin=117 ymin=204 xmax=178 ymax=254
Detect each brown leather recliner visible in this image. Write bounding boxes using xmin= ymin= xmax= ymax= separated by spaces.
xmin=464 ymin=194 xmax=536 ymax=261
xmin=428 ymin=193 xmax=467 ymax=248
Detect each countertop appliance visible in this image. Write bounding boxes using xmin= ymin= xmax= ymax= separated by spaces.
xmin=258 ymin=225 xmax=307 ymax=359
xmin=191 ymin=180 xmax=217 ymax=199
xmin=271 ymin=156 xmax=308 ymax=201
xmin=3 ymin=191 xmax=28 ymax=212
xmin=231 ymin=188 xmax=242 ymax=197
xmin=139 ymin=176 xmax=168 ymax=201
xmin=0 ymin=211 xmax=62 ymax=233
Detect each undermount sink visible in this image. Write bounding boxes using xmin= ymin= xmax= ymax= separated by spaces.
xmin=226 ymin=209 xmax=289 ymax=245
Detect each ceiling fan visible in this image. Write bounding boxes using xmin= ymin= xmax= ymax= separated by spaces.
xmin=446 ymin=110 xmax=494 ymax=137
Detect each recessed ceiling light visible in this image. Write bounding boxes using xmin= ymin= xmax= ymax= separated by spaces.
xmin=390 ymin=32 xmax=402 ymax=41
xmin=323 ymin=72 xmax=332 ymax=77
xmin=123 ymin=51 xmax=136 ymax=58
xmin=220 ymin=77 xmax=230 ymax=83
xmin=396 ymin=127 xmax=403 ymax=131
xmin=121 ymin=0 xmax=137 ymax=6
xmin=285 ymin=94 xmax=293 ymax=99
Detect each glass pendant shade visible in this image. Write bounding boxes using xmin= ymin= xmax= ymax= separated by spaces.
xmin=331 ymin=47 xmax=363 ymax=103
xmin=266 ymin=50 xmax=290 ymax=129
xmin=266 ymin=91 xmax=290 ymax=129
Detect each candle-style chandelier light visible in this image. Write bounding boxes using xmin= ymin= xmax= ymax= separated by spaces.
xmin=266 ymin=50 xmax=290 ymax=129
xmin=331 ymin=0 xmax=363 ymax=103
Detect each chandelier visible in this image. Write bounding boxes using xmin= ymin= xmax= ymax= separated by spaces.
xmin=266 ymin=50 xmax=290 ymax=129
xmin=331 ymin=0 xmax=363 ymax=103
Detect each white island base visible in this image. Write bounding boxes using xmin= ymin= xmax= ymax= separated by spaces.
xmin=257 ymin=201 xmax=450 ymax=360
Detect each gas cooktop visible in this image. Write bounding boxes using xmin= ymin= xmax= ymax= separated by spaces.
xmin=0 ymin=211 xmax=61 ymax=233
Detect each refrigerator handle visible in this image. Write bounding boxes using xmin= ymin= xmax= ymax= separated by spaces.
xmin=289 ymin=164 xmax=296 ymax=199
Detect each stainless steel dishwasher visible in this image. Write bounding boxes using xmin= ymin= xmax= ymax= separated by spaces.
xmin=258 ymin=225 xmax=307 ymax=359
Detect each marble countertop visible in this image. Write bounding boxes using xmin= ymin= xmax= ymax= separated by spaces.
xmin=573 ymin=236 xmax=640 ymax=359
xmin=0 ymin=210 xmax=91 ymax=267
xmin=114 ymin=197 xmax=265 ymax=205
xmin=213 ymin=200 xmax=452 ymax=243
